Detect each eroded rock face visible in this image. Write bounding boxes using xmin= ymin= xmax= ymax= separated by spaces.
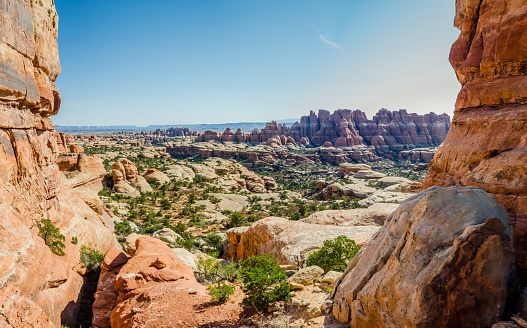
xmin=332 ymin=186 xmax=517 ymax=328
xmin=226 ymin=217 xmax=380 ymax=266
xmin=103 ymin=237 xmax=245 ymax=328
xmin=0 ymin=2 xmax=117 ymax=327
xmin=422 ymin=0 xmax=527 ymax=272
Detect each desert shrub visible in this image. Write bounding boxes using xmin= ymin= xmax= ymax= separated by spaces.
xmin=203 ymin=234 xmax=223 ymax=254
xmin=37 ymin=219 xmax=65 ymax=256
xmin=160 ymin=198 xmax=171 ymax=210
xmin=307 ymin=235 xmax=360 ymax=273
xmin=71 ymin=236 xmax=78 ymax=245
xmin=209 ymin=196 xmax=221 ymax=204
xmin=290 ymin=212 xmax=301 ymax=221
xmin=80 ymin=246 xmax=104 ymax=271
xmin=195 ymin=255 xmax=240 ymax=284
xmin=224 ymin=212 xmax=246 ymax=229
xmin=114 ymin=221 xmax=132 ymax=236
xmin=98 ymin=186 xmax=112 ymax=197
xmin=208 ymin=284 xmax=235 ymax=303
xmin=240 ymin=255 xmax=290 ymax=311
xmin=195 ymin=255 xmax=219 ymax=283
xmin=149 ymin=177 xmax=160 ymax=188
xmin=188 ymin=193 xmax=197 ymax=204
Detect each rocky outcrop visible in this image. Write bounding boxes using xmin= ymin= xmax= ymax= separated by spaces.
xmin=331 ymin=186 xmax=517 ymax=328
xmin=226 ymin=217 xmax=380 ymax=266
xmin=94 ymin=237 xmax=244 ymax=328
xmin=422 ymin=0 xmax=527 ymax=272
xmin=0 ymin=2 xmax=118 ymax=327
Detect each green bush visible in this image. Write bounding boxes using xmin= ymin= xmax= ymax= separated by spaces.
xmin=240 ymin=255 xmax=290 ymax=311
xmin=307 ymin=235 xmax=360 ymax=273
xmin=160 ymin=198 xmax=171 ymax=210
xmin=71 ymin=236 xmax=78 ymax=245
xmin=224 ymin=212 xmax=246 ymax=229
xmin=37 ymin=219 xmax=66 ymax=256
xmin=194 ymin=255 xmax=240 ymax=284
xmin=115 ymin=221 xmax=132 ymax=236
xmin=80 ymin=246 xmax=104 ymax=271
xmin=208 ymin=284 xmax=235 ymax=303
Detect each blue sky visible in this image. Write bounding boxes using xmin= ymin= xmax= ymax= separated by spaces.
xmin=53 ymin=0 xmax=461 ymax=126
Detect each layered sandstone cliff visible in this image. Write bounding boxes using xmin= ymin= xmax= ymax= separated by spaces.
xmin=422 ymin=0 xmax=527 ymax=272
xmin=194 ymin=109 xmax=450 ymax=152
xmin=0 ymin=1 xmax=117 ymax=327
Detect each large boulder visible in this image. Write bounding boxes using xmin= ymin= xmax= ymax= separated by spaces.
xmin=226 ymin=217 xmax=380 ymax=266
xmin=332 ymin=186 xmax=517 ymax=328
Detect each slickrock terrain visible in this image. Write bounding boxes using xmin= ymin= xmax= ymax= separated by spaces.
xmin=422 ymin=0 xmax=527 ymax=272
xmin=332 ymin=186 xmax=518 ymax=328
xmin=0 ymin=1 xmax=117 ymax=327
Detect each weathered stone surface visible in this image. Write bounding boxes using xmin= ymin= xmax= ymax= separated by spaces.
xmin=92 ymin=247 xmax=130 ymax=328
xmin=108 ymin=237 xmax=244 ymax=328
xmin=289 ymin=266 xmax=324 ymax=285
xmin=163 ymin=164 xmax=195 ymax=181
xmin=61 ymin=154 xmax=106 ymax=191
xmin=353 ymin=170 xmax=386 ymax=179
xmin=0 ymin=1 xmax=117 ymax=326
xmin=152 ymin=228 xmax=181 ymax=245
xmin=339 ymin=163 xmax=371 ymax=175
xmin=301 ymin=203 xmax=398 ymax=226
xmin=321 ymin=271 xmax=342 ymax=285
xmin=423 ymin=0 xmax=527 ymax=272
xmin=141 ymin=168 xmax=170 ymax=185
xmin=332 ymin=186 xmax=517 ymax=328
xmin=128 ymin=176 xmax=152 ymax=193
xmin=123 ymin=233 xmax=148 ymax=256
xmin=226 ymin=217 xmax=380 ymax=266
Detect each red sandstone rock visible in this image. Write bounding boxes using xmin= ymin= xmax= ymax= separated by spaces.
xmin=0 ymin=3 xmax=118 ymax=326
xmin=69 ymin=144 xmax=84 ymax=153
xmin=422 ymin=0 xmax=527 ymax=272
xmin=108 ymin=237 xmax=245 ymax=328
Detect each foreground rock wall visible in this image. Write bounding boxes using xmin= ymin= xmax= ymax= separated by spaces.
xmin=422 ymin=0 xmax=527 ymax=272
xmin=0 ymin=1 xmax=117 ymax=327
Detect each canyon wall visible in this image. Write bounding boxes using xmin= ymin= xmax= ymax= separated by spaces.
xmin=0 ymin=1 xmax=117 ymax=327
xmin=422 ymin=0 xmax=527 ymax=272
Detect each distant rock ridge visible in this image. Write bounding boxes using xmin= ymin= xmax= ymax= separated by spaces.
xmin=194 ymin=108 xmax=450 ymax=152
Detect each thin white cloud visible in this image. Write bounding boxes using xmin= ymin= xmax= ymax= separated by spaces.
xmin=318 ymin=34 xmax=342 ymax=49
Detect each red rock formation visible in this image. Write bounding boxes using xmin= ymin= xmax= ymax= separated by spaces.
xmin=422 ymin=0 xmax=527 ymax=272
xmin=97 ymin=237 xmax=245 ymax=328
xmin=69 ymin=144 xmax=84 ymax=153
xmin=0 ymin=2 xmax=117 ymax=326
xmin=195 ymin=129 xmax=220 ymax=142
xmin=287 ymin=109 xmax=450 ymax=149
